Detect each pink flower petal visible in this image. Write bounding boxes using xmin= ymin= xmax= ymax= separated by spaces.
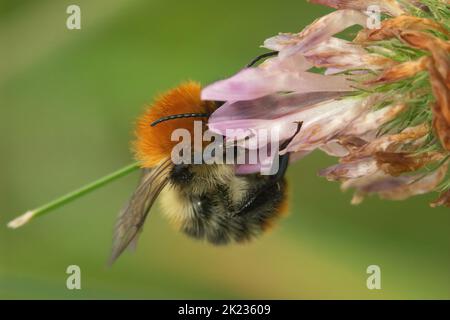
xmin=208 ymin=92 xmax=347 ymax=145
xmin=210 ymin=91 xmax=345 ymax=123
xmin=316 ymin=102 xmax=408 ymax=159
xmin=342 ymin=103 xmax=406 ymax=136
xmin=209 ymin=95 xmax=366 ymax=155
xmin=320 ymin=141 xmax=351 ymax=157
xmin=235 ymin=164 xmax=262 ymax=175
xmin=324 ymin=67 xmax=346 ymax=75
xmin=263 ymin=10 xmax=367 ymax=58
xmin=304 ymin=37 xmax=390 ymax=70
xmin=201 ymin=53 xmax=351 ymax=101
xmin=285 ymin=97 xmax=368 ymax=152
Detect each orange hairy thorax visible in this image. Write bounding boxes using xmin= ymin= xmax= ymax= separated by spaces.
xmin=134 ymin=81 xmax=217 ymax=168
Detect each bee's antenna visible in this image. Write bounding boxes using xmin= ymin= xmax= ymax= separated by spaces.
xmin=150 ymin=113 xmax=210 ymax=127
xmin=246 ymin=51 xmax=278 ymax=68
xmin=150 ymin=52 xmax=278 ymax=127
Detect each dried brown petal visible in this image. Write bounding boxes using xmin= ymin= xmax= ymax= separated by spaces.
xmin=378 ymin=164 xmax=448 ymax=200
xmin=345 ymin=163 xmax=448 ymax=202
xmin=375 ymin=151 xmax=444 ymax=176
xmin=343 ymin=103 xmax=407 ymax=136
xmin=427 ymin=59 xmax=450 ymax=151
xmin=318 ymin=157 xmax=378 ymax=181
xmin=433 ymin=110 xmax=450 ymax=151
xmin=399 ymin=31 xmax=450 ymax=86
xmin=355 ymin=16 xmax=450 ymax=42
xmin=339 ymin=136 xmax=368 ymax=149
xmin=365 ymin=56 xmax=429 ymax=84
xmin=428 ymin=62 xmax=450 ymax=123
xmin=343 ymin=123 xmax=429 ymax=162
xmin=430 ymin=190 xmax=450 ymax=208
xmin=399 ymin=30 xmax=450 ymax=54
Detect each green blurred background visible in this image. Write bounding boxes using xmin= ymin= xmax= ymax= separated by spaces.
xmin=0 ymin=0 xmax=449 ymax=299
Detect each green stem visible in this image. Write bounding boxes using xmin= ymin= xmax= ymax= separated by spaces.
xmin=8 ymin=162 xmax=140 ymax=229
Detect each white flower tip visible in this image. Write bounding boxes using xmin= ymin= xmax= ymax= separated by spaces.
xmin=351 ymin=194 xmax=364 ymax=205
xmin=7 ymin=211 xmax=35 ymax=229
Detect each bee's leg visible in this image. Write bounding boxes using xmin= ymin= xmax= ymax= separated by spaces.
xmin=246 ymin=51 xmax=278 ymax=68
xmin=234 ymin=123 xmax=301 ymax=216
xmin=271 ymin=121 xmax=303 ymax=181
xmin=272 ymin=153 xmax=290 ymax=182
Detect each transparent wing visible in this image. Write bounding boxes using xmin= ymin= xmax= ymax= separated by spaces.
xmin=109 ymin=159 xmax=172 ymax=264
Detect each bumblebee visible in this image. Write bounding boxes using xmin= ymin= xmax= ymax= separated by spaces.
xmin=110 ymin=54 xmax=297 ymax=263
